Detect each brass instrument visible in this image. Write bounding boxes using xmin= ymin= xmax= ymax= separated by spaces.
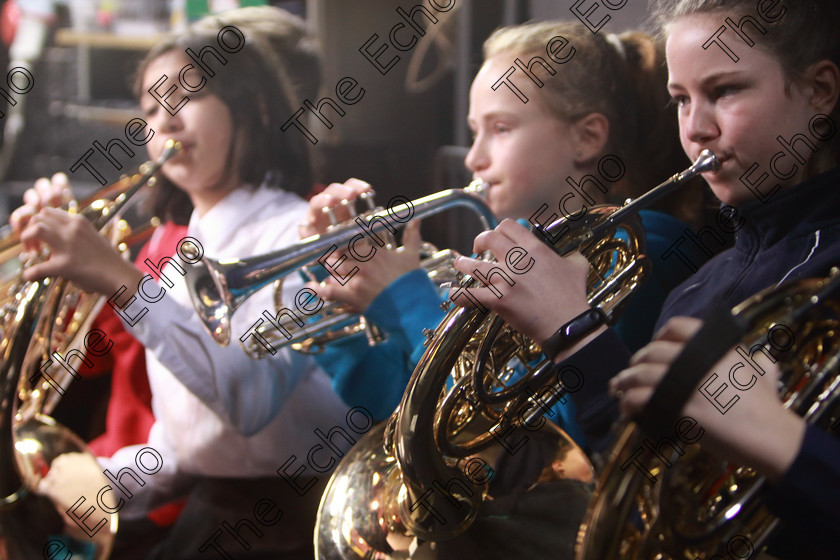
xmin=0 ymin=140 xmax=179 ymax=559
xmin=314 ymin=150 xmax=720 ymax=559
xmin=0 ymin=181 xmax=159 ymax=315
xmin=185 ymin=180 xmax=497 ymax=355
xmin=575 ymin=270 xmax=840 ymax=559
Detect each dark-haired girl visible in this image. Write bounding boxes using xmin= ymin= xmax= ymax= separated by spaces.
xmin=12 ymin=11 xmax=346 ymax=559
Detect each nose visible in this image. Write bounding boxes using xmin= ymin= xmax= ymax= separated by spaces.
xmin=683 ymin=100 xmax=719 ymax=145
xmin=465 ymin=133 xmax=489 ymax=174
xmin=151 ymin=106 xmax=184 ymax=134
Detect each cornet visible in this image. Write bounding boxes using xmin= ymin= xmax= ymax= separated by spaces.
xmin=186 ymin=180 xmax=497 ymax=355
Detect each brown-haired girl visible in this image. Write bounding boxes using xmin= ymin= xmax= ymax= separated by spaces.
xmin=12 ymin=10 xmax=346 ymax=559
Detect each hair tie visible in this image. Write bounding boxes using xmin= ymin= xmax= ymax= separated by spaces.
xmin=605 ymin=33 xmax=627 ymax=61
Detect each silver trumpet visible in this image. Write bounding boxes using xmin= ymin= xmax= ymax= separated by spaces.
xmin=185 ymin=180 xmax=497 ymax=355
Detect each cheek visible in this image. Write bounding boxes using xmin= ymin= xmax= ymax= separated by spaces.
xmin=144 ymin=130 xmax=164 ymax=158
xmin=210 ymin=116 xmax=236 ymax=156
xmin=678 ymin=114 xmax=692 ymax=149
xmin=498 ymin=135 xmax=543 ymax=178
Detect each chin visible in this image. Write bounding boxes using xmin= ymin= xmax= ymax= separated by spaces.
xmin=706 ymin=180 xmax=753 ymax=207
xmin=487 ymin=196 xmax=506 ymax=219
xmin=494 ymin=204 xmax=522 ymax=222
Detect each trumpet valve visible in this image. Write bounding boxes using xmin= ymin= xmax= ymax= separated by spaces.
xmin=322 ymin=205 xmax=339 ymax=227
xmin=340 ymin=198 xmax=356 ymax=218
xmin=359 ymin=190 xmax=376 ymax=211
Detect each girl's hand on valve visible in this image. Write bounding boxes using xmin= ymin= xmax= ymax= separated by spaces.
xmin=299 ymin=178 xmax=374 ymax=238
xmin=20 ymin=208 xmax=143 ymax=296
xmin=10 ymin=173 xmax=74 ymax=235
xmin=610 ymin=316 xmax=805 ymax=483
xmin=308 ymin=219 xmax=423 ymax=313
xmin=450 ymin=219 xmax=594 ymax=354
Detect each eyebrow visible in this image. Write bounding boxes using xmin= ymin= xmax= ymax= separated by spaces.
xmin=669 ymin=70 xmax=748 ymax=90
xmin=471 ymin=110 xmax=520 ymax=124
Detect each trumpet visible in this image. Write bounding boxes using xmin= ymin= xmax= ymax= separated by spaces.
xmin=185 ymin=180 xmax=497 ymax=355
xmin=314 ymin=150 xmax=720 ymax=559
xmin=0 ymin=140 xmax=179 ymax=559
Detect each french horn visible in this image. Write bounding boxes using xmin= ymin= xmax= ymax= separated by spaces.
xmin=575 ymin=270 xmax=840 ymax=559
xmin=0 ymin=140 xmax=178 ymax=559
xmin=314 ymin=150 xmax=720 ymax=559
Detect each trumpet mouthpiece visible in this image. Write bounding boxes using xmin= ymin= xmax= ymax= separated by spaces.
xmin=465 ymin=179 xmax=489 ymax=198
xmin=162 ymin=139 xmax=182 ymax=159
xmin=694 ymin=149 xmax=720 ymax=173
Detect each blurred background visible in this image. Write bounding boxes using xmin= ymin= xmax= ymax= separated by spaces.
xmin=0 ymin=0 xmax=653 ymax=247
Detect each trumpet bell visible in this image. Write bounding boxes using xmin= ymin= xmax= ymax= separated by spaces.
xmin=186 ymin=258 xmax=236 ymax=346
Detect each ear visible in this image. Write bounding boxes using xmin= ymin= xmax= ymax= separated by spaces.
xmin=806 ymin=59 xmax=840 ymax=116
xmin=570 ymin=112 xmax=610 ymax=165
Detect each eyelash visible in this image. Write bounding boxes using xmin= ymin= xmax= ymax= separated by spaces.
xmin=469 ymin=124 xmax=512 ymax=140
xmin=666 ymin=82 xmax=740 ymax=110
xmin=714 ymin=85 xmax=739 ymax=99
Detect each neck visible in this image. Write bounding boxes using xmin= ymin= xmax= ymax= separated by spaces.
xmin=190 ymin=179 xmax=245 ymax=218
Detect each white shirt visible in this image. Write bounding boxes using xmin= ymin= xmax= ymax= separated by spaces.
xmin=100 ymin=184 xmax=350 ymax=517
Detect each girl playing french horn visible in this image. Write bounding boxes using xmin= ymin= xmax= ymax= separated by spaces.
xmin=459 ymin=1 xmax=840 ymax=557
xmin=303 ymin=20 xmax=708 ymax=440
xmin=11 ymin=9 xmax=346 ymax=559
xmin=303 ymin=19 xmax=711 ymax=560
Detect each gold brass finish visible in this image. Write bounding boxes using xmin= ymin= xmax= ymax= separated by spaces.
xmin=314 ymin=151 xmax=720 ymax=559
xmin=0 ymin=140 xmax=179 ymax=558
xmin=576 ymin=271 xmax=840 ymax=559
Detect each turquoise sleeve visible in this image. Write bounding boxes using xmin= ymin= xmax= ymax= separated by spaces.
xmin=312 ymin=268 xmax=446 ymax=420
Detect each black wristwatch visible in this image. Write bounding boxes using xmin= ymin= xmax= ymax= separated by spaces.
xmin=540 ymin=307 xmax=607 ymax=360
